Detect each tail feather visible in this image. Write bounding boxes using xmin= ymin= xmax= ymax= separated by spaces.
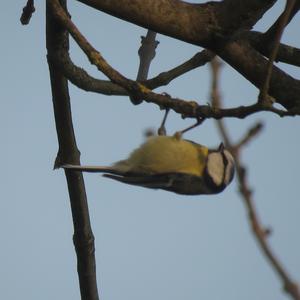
xmin=62 ymin=164 xmax=124 ymax=175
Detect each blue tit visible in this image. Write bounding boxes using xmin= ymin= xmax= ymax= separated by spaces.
xmin=62 ymin=135 xmax=235 ymax=195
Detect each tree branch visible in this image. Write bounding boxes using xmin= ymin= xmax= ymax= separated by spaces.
xmin=247 ymin=31 xmax=300 ymax=67
xmin=76 ymin=0 xmax=275 ymax=45
xmin=47 ymin=50 xmax=127 ymax=95
xmin=20 ymin=0 xmax=35 ymax=25
xmin=263 ymin=0 xmax=300 ymax=42
xmin=46 ymin=1 xmax=99 ymax=299
xmin=218 ymin=39 xmax=300 ymax=110
xmin=210 ymin=57 xmax=300 ymax=300
xmin=248 ymin=0 xmax=300 ymax=64
xmin=145 ymin=50 xmax=215 ymax=89
xmin=234 ymin=122 xmax=264 ymax=151
xmin=49 ymin=46 xmax=214 ymax=95
xmin=74 ymin=0 xmax=300 ymax=110
xmin=49 ymin=0 xmax=300 ymax=120
xmin=259 ymin=0 xmax=296 ymax=104
xmin=136 ymin=30 xmax=159 ymax=82
xmin=130 ymin=30 xmax=159 ymax=104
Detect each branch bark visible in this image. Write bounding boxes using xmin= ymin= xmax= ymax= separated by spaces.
xmin=75 ymin=0 xmax=300 ymax=110
xmin=48 ymin=0 xmax=300 ymax=120
xmin=76 ymin=0 xmax=275 ymax=45
xmin=46 ymin=1 xmax=99 ymax=299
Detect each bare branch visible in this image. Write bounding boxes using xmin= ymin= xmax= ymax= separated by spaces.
xmin=20 ymin=0 xmax=35 ymax=25
xmin=48 ymin=0 xmax=300 ymax=120
xmin=234 ymin=122 xmax=264 ymax=151
xmin=145 ymin=50 xmax=215 ymax=89
xmin=247 ymin=31 xmax=300 ymax=67
xmin=137 ymin=30 xmax=159 ymax=81
xmin=49 ymin=45 xmax=214 ymax=95
xmin=74 ymin=0 xmax=300 ymax=111
xmin=131 ymin=30 xmax=159 ymax=104
xmin=263 ymin=0 xmax=300 ymax=42
xmin=259 ymin=0 xmax=297 ymax=104
xmin=46 ymin=1 xmax=99 ymax=299
xmin=219 ymin=39 xmax=300 ymax=110
xmin=76 ymin=0 xmax=276 ymax=44
xmin=210 ymin=57 xmax=300 ymax=300
xmin=47 ymin=50 xmax=127 ymax=95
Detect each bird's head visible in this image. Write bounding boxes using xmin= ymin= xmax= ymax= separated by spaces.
xmin=204 ymin=143 xmax=235 ymax=193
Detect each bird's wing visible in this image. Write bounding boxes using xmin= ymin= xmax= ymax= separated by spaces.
xmin=103 ymin=173 xmax=174 ymax=189
xmin=103 ymin=172 xmax=209 ymax=195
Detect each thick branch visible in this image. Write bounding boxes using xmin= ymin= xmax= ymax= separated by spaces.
xmin=263 ymin=0 xmax=300 ymax=42
xmin=75 ymin=0 xmax=300 ymax=110
xmin=46 ymin=1 xmax=99 ymax=300
xmin=247 ymin=31 xmax=300 ymax=67
xmin=218 ymin=39 xmax=300 ymax=110
xmin=49 ymin=0 xmax=300 ymax=120
xmin=76 ymin=0 xmax=275 ymax=45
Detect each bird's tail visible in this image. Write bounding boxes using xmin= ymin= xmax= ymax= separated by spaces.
xmin=61 ymin=164 xmax=124 ymax=175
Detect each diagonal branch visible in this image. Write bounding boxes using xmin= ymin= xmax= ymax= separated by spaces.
xmin=263 ymin=0 xmax=300 ymax=42
xmin=46 ymin=1 xmax=99 ymax=299
xmin=210 ymin=57 xmax=300 ymax=300
xmin=76 ymin=0 xmax=275 ymax=45
xmin=49 ymin=46 xmax=214 ymax=95
xmin=48 ymin=0 xmax=300 ymax=120
xmin=145 ymin=50 xmax=215 ymax=89
xmin=74 ymin=0 xmax=300 ymax=110
xmin=259 ymin=0 xmax=296 ymax=103
xmin=20 ymin=0 xmax=35 ymax=25
xmin=218 ymin=39 xmax=300 ymax=110
xmin=247 ymin=31 xmax=300 ymax=67
xmin=47 ymin=50 xmax=127 ymax=95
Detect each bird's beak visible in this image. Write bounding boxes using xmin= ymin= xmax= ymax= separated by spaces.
xmin=218 ymin=142 xmax=225 ymax=152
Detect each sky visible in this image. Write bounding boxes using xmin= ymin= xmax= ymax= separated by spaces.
xmin=1 ymin=1 xmax=300 ymax=300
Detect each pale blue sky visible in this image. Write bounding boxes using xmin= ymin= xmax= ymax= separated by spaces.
xmin=1 ymin=1 xmax=299 ymax=300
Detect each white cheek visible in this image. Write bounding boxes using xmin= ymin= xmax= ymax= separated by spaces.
xmin=207 ymin=153 xmax=224 ymax=186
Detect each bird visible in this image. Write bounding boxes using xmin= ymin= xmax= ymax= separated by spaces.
xmin=62 ymin=135 xmax=235 ymax=195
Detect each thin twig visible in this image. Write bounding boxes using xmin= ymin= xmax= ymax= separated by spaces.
xmin=234 ymin=122 xmax=264 ymax=151
xmin=259 ymin=0 xmax=296 ymax=103
xmin=210 ymin=57 xmax=300 ymax=300
xmin=263 ymin=1 xmax=300 ymax=43
xmin=145 ymin=50 xmax=215 ymax=89
xmin=20 ymin=0 xmax=35 ymax=25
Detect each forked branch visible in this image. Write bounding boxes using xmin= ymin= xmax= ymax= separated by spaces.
xmin=210 ymin=57 xmax=300 ymax=300
xmin=48 ymin=0 xmax=300 ymax=120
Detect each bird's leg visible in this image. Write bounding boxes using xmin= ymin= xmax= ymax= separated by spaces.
xmin=174 ymin=117 xmax=205 ymax=139
xmin=157 ymin=108 xmax=170 ymax=136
